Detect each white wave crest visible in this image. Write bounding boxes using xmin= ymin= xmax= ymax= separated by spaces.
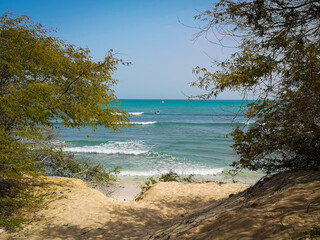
xmin=64 ymin=141 xmax=151 ymax=155
xmin=111 ymin=112 xmax=144 ymax=116
xmin=131 ymin=121 xmax=157 ymax=125
xmin=119 ymin=168 xmax=224 ymax=176
xmin=129 ymin=112 xmax=144 ymax=116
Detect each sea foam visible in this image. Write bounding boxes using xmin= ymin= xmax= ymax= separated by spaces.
xmin=112 ymin=112 xmax=144 ymax=116
xmin=129 ymin=112 xmax=144 ymax=116
xmin=131 ymin=121 xmax=157 ymax=125
xmin=64 ymin=141 xmax=151 ymax=155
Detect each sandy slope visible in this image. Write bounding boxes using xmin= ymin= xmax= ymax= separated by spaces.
xmin=3 ymin=178 xmax=246 ymax=240
xmin=148 ymin=171 xmax=320 ymax=240
xmin=3 ymin=171 xmax=320 ymax=240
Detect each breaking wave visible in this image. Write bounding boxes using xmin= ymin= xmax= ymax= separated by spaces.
xmin=131 ymin=121 xmax=157 ymax=125
xmin=129 ymin=112 xmax=144 ymax=116
xmin=64 ymin=141 xmax=151 ymax=155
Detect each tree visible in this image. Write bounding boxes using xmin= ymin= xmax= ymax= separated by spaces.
xmin=0 ymin=13 xmax=129 ymax=229
xmin=192 ymin=0 xmax=320 ymax=173
xmin=0 ymin=12 xmax=130 ymax=176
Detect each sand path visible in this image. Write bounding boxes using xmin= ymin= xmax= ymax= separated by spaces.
xmin=4 ymin=177 xmax=247 ymax=240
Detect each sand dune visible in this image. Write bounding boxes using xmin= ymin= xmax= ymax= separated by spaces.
xmin=148 ymin=171 xmax=320 ymax=240
xmin=3 ymin=171 xmax=320 ymax=240
xmin=3 ymin=178 xmax=246 ymax=240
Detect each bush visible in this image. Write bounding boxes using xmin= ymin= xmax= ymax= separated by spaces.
xmin=0 ymin=179 xmax=40 ymax=231
xmin=192 ymin=0 xmax=320 ymax=174
xmin=36 ymin=148 xmax=120 ymax=186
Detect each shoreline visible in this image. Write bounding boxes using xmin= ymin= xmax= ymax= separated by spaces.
xmin=115 ymin=169 xmax=265 ymax=184
xmin=89 ymin=171 xmax=263 ymax=202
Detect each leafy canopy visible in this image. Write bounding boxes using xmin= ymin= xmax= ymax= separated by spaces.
xmin=0 ymin=13 xmax=130 ymax=179
xmin=193 ymin=0 xmax=320 ymax=173
xmin=0 ymin=13 xmax=130 ymax=229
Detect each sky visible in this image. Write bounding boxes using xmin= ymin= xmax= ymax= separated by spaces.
xmin=0 ymin=0 xmax=242 ymax=99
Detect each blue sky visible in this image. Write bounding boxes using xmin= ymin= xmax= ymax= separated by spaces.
xmin=1 ymin=0 xmax=241 ymax=99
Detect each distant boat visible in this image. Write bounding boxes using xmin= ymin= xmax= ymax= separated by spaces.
xmin=161 ymin=100 xmax=165 ymax=103
xmin=155 ymin=109 xmax=160 ymax=114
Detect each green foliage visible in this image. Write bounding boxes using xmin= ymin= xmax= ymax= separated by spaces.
xmin=159 ymin=170 xmax=194 ymax=183
xmin=0 ymin=218 xmax=24 ymax=232
xmin=0 ymin=12 xmax=129 ymax=230
xmin=157 ymin=171 xmax=194 ymax=183
xmin=158 ymin=171 xmax=181 ymax=182
xmin=33 ymin=128 xmax=121 ymax=185
xmin=140 ymin=177 xmax=158 ymax=193
xmin=38 ymin=148 xmax=121 ymax=185
xmin=0 ymin=179 xmax=40 ymax=231
xmin=0 ymin=12 xmax=130 ymax=180
xmin=193 ymin=0 xmax=320 ymax=174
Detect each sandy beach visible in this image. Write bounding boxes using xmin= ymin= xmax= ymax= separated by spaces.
xmin=2 ymin=177 xmax=247 ymax=240
xmin=3 ymin=171 xmax=320 ymax=240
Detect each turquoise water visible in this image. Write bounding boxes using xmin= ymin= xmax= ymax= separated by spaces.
xmin=55 ymin=100 xmax=251 ymax=178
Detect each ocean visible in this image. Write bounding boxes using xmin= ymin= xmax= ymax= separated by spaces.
xmin=55 ymin=99 xmax=261 ymax=183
